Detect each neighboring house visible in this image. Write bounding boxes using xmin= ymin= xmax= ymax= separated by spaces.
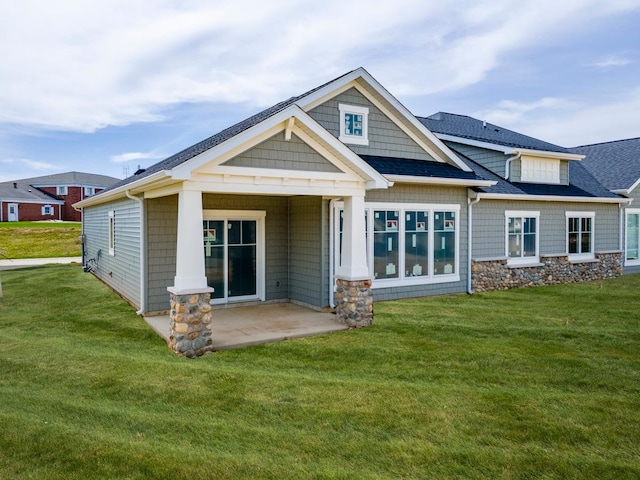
xmin=570 ymin=138 xmax=640 ymax=274
xmin=419 ymin=112 xmax=628 ymax=292
xmin=74 ymin=68 xmax=629 ymax=357
xmin=0 ymin=172 xmax=119 ymax=222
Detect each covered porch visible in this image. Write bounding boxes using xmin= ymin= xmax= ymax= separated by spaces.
xmin=144 ymin=302 xmax=348 ymax=351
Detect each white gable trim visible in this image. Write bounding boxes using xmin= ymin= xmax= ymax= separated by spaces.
xmin=435 ymin=133 xmax=584 ymax=161
xmin=297 ymin=68 xmax=473 ymax=172
xmin=172 ymin=104 xmax=390 ymax=190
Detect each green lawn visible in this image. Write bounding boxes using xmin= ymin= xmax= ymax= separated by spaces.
xmin=0 ymin=221 xmax=81 ymax=258
xmin=1 ymin=265 xmax=639 ymax=479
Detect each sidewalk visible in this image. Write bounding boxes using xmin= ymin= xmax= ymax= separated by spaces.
xmin=0 ymin=257 xmax=82 ymax=270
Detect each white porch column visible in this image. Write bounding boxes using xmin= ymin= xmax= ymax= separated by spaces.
xmin=336 ymin=194 xmax=370 ymax=280
xmin=169 ymin=188 xmax=210 ymax=293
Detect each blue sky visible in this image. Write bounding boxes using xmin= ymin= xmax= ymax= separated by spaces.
xmin=1 ymin=0 xmax=639 ymax=182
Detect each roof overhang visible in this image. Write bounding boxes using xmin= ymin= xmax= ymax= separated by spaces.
xmin=73 ymin=170 xmax=174 ymax=209
xmin=296 ymin=68 xmax=474 ymax=173
xmin=385 ymin=174 xmax=497 ymax=187
xmin=436 ymin=134 xmax=585 ymax=161
xmin=0 ymin=197 xmax=64 ymax=205
xmin=469 ymin=191 xmax=630 ymax=204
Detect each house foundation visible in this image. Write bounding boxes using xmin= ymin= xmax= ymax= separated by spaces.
xmin=471 ymin=251 xmax=623 ymax=292
xmin=168 ymin=291 xmax=213 ymax=358
xmin=334 ymin=278 xmax=373 ymax=327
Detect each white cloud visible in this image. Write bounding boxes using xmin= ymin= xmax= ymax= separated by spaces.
xmin=110 ymin=151 xmax=165 ymax=163
xmin=587 ymin=56 xmax=632 ymax=68
xmin=0 ymin=0 xmax=638 ymax=134
xmin=474 ymin=88 xmax=640 ymax=147
xmin=0 ymin=158 xmax=63 ymax=182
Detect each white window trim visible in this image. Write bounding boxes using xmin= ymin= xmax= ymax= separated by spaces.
xmin=334 ymin=202 xmax=460 ymax=289
xmin=625 ymin=208 xmax=640 ymax=266
xmin=202 ymin=210 xmax=266 ymax=304
xmin=338 ymin=103 xmax=369 ymax=146
xmin=57 ymin=185 xmax=68 ymax=195
xmin=42 ymin=205 xmax=54 ymax=216
xmin=520 ymin=158 xmax=560 ymax=184
xmin=565 ymin=211 xmax=595 ymax=261
xmin=84 ymin=186 xmax=95 ymax=196
xmin=505 ymin=210 xmax=540 ymax=266
xmin=108 ymin=210 xmax=115 ymax=256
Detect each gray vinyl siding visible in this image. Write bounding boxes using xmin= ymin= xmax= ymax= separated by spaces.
xmin=83 ymin=199 xmax=141 ymax=308
xmin=146 ymin=196 xmax=178 ymax=312
xmin=471 ymin=199 xmax=620 ymax=259
xmin=222 ymin=132 xmax=342 ymax=173
xmin=624 ymin=187 xmax=640 ymax=274
xmin=444 ymin=141 xmax=507 ymax=177
xmin=146 ymin=194 xmax=291 ymax=312
xmin=309 ymin=87 xmax=436 ymax=161
xmin=365 ymin=184 xmax=469 ymax=301
xmin=289 ymin=196 xmax=324 ymax=308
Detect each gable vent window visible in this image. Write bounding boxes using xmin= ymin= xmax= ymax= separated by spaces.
xmin=520 ymin=158 xmax=560 ymax=184
xmin=339 ymin=104 xmax=369 ymax=146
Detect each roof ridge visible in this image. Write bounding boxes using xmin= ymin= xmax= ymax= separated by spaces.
xmin=572 ymin=137 xmax=640 ymax=149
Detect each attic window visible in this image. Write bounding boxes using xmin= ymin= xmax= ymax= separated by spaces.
xmin=339 ymin=104 xmax=369 ymax=146
xmin=521 ymin=158 xmax=560 ymax=184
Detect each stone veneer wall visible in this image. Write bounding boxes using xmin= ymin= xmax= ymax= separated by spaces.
xmin=168 ymin=291 xmax=213 ymax=358
xmin=472 ymin=252 xmax=622 ymax=293
xmin=335 ymin=278 xmax=373 ymax=327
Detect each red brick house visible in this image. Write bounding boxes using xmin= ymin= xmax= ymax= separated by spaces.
xmin=0 ymin=172 xmax=119 ymax=222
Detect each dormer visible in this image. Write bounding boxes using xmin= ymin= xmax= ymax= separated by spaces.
xmin=507 ymin=150 xmax=583 ymax=186
xmin=418 ymin=113 xmax=584 ymax=185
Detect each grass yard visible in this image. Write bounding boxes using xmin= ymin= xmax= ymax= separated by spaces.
xmin=1 ymin=265 xmax=639 ymax=479
xmin=0 ymin=221 xmax=81 ymax=258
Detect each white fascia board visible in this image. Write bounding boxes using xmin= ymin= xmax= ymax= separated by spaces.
xmin=73 ymin=170 xmax=172 ymax=209
xmin=384 ymin=174 xmax=496 ymax=187
xmin=0 ymin=197 xmax=64 ymax=205
xmin=435 ymin=133 xmax=584 ymax=161
xmin=471 ymin=192 xmax=631 ymax=204
xmin=613 ymin=178 xmax=640 ymax=196
xmin=171 ymin=104 xmax=390 ymax=190
xmin=296 ymin=68 xmax=474 ymax=173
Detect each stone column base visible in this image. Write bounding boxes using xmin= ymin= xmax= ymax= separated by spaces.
xmin=168 ymin=291 xmax=213 ymax=358
xmin=335 ymin=278 xmax=373 ymax=328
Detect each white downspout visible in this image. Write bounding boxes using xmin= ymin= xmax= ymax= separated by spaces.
xmin=329 ymin=198 xmax=338 ymax=308
xmin=467 ymin=195 xmax=481 ymax=294
xmin=126 ymin=190 xmax=146 ymax=315
xmin=505 ymin=152 xmax=521 ymax=180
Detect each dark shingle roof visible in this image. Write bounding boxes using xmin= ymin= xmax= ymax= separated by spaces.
xmin=419 ymin=112 xmax=570 ymax=153
xmin=0 ymin=180 xmax=63 ymax=202
xmin=100 ymin=70 xmax=357 ymax=195
xmin=10 ymin=171 xmax=118 ymax=188
xmin=446 ymin=147 xmax=620 ymax=199
xmin=570 ymin=138 xmax=640 ymax=192
xmin=360 ymin=155 xmax=481 ymax=181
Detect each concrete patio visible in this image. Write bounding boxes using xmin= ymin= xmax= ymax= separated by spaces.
xmin=144 ymin=302 xmax=348 ymax=351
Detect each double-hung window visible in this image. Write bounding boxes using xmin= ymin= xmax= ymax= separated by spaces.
xmin=42 ymin=205 xmax=53 ymax=216
xmin=336 ymin=202 xmax=460 ymax=287
xmin=566 ymin=212 xmax=594 ymax=260
xmin=57 ymin=186 xmax=68 ymax=195
xmin=338 ymin=104 xmax=369 ymax=146
xmin=626 ymin=209 xmax=640 ymax=265
xmin=506 ymin=211 xmax=540 ymax=265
